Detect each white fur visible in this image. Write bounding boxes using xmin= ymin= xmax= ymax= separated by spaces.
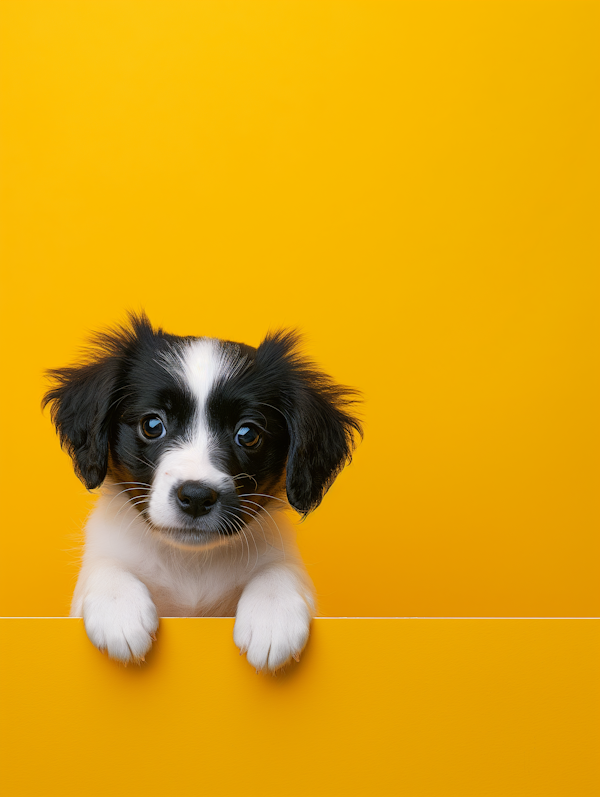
xmin=234 ymin=565 xmax=314 ymax=670
xmin=71 ymin=479 xmax=315 ymax=670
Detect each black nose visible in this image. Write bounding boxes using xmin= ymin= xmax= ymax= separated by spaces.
xmin=176 ymin=481 xmax=219 ymax=518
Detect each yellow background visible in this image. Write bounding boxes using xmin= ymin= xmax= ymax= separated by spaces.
xmin=1 ymin=0 xmax=599 ymax=618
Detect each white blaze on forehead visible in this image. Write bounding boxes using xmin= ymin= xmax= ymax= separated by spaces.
xmin=159 ymin=337 xmax=243 ymax=414
xmin=180 ymin=338 xmax=229 ymax=412
xmin=174 ymin=337 xmax=238 ymax=455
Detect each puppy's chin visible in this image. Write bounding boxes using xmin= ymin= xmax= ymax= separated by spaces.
xmin=149 ymin=523 xmax=236 ymax=551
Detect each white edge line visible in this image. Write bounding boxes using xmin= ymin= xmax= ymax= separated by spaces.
xmin=0 ymin=616 xmax=599 ymax=620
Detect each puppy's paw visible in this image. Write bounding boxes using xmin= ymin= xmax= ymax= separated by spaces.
xmin=234 ymin=581 xmax=312 ymax=672
xmin=82 ymin=574 xmax=159 ymax=664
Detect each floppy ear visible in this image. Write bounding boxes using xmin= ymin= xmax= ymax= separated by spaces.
xmin=43 ymin=313 xmax=158 ymax=489
xmin=256 ymin=331 xmax=363 ymax=516
xmin=42 ymin=356 xmax=122 ymax=489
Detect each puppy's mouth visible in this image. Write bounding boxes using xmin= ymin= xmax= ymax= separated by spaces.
xmin=151 ymin=524 xmax=238 ymax=550
xmin=144 ymin=484 xmax=246 ymax=549
xmin=151 ymin=516 xmax=243 ymax=549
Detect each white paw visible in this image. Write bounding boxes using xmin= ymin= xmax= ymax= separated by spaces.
xmin=82 ymin=574 xmax=159 ymax=663
xmin=234 ymin=580 xmax=313 ymax=672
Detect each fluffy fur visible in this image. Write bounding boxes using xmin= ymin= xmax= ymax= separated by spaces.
xmin=44 ymin=313 xmax=361 ymax=671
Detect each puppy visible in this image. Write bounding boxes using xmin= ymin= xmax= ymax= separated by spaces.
xmin=44 ymin=314 xmax=361 ymax=671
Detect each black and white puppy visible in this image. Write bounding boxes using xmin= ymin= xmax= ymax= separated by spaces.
xmin=44 ymin=314 xmax=361 ymax=671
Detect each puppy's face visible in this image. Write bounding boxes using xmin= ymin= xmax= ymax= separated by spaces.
xmin=44 ymin=315 xmax=361 ymax=548
xmin=110 ymin=337 xmax=289 ymax=548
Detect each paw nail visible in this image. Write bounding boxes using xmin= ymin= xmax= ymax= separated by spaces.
xmin=150 ymin=634 xmax=157 ymax=642
xmin=293 ymin=653 xmax=300 ymax=662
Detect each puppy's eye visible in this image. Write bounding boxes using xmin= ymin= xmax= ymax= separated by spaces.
xmin=140 ymin=415 xmax=166 ymax=440
xmin=235 ymin=425 xmax=261 ymax=448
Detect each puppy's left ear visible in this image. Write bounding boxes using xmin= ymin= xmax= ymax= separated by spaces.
xmin=42 ymin=356 xmax=122 ymax=490
xmin=257 ymin=331 xmax=363 ymax=516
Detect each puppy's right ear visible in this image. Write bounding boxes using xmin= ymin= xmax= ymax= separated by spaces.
xmin=42 ymin=356 xmax=121 ymax=490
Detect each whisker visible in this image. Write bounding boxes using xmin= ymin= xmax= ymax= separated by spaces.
xmin=120 ymin=447 xmax=158 ymax=473
xmin=104 ymin=386 xmax=136 ymax=414
xmin=231 ymin=505 xmax=267 ymax=536
xmin=258 ymin=402 xmax=286 ymax=420
xmin=119 ymin=505 xmax=149 ymax=536
xmin=110 ymin=481 xmax=153 ymax=488
xmin=240 ymin=498 xmax=281 ymax=527
xmin=239 ymin=500 xmax=285 ymax=560
xmin=237 ymin=492 xmax=288 ymax=504
xmin=106 ymin=484 xmax=151 ymax=509
xmin=232 ymin=473 xmax=258 ymax=490
xmin=114 ymin=493 xmax=151 ymax=518
xmin=231 ymin=506 xmax=275 ymax=563
xmin=221 ymin=508 xmax=258 ymax=569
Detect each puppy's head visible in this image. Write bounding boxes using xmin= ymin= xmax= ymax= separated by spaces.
xmin=43 ymin=314 xmax=362 ymax=547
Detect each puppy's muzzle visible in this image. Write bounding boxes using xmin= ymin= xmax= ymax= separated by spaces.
xmin=175 ymin=481 xmax=219 ymax=518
